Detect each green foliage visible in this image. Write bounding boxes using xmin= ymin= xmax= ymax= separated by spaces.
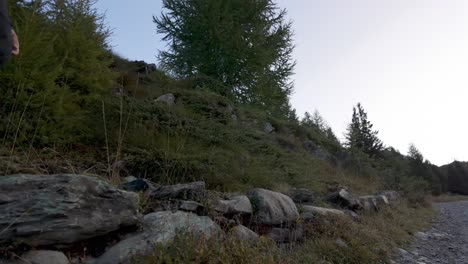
xmin=154 ymin=0 xmax=295 ymax=115
xmin=302 ymin=110 xmax=340 ymax=145
xmin=0 ymin=0 xmax=114 ymax=146
xmin=345 ymin=103 xmax=384 ymax=158
xmin=408 ymin=143 xmax=423 ymax=163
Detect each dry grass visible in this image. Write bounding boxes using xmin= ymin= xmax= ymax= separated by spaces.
xmin=136 ymin=202 xmax=433 ymax=264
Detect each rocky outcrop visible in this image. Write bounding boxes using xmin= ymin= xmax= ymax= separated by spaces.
xmin=0 ymin=174 xmax=139 ymax=246
xmin=150 ymin=181 xmax=205 ymax=200
xmin=154 ymin=93 xmax=176 ymax=106
xmin=0 ymin=174 xmax=402 ymax=261
xmin=214 ymin=195 xmax=253 ymax=215
xmin=248 ymin=188 xmax=299 ymax=225
xmin=92 ymin=211 xmax=222 ymax=264
xmin=326 ymin=187 xmax=363 ymax=211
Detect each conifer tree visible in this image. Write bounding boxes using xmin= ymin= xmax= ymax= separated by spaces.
xmin=345 ymin=103 xmax=384 ymax=157
xmin=154 ymin=0 xmax=295 ymax=115
xmin=408 ymin=143 xmax=424 ymax=162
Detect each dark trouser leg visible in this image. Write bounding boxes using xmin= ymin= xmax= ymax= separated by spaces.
xmin=0 ymin=11 xmax=12 ymax=67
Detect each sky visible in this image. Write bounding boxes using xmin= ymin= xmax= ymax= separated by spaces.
xmin=95 ymin=0 xmax=468 ymax=166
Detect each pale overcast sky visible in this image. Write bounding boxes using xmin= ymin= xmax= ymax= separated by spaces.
xmin=95 ymin=0 xmax=468 ymax=166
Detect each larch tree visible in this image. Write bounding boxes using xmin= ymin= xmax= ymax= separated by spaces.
xmin=154 ymin=0 xmax=295 ymax=115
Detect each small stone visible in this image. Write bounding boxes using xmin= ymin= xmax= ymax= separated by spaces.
xmin=335 ymin=238 xmax=348 ymax=248
xmin=264 ymin=122 xmax=275 ymax=133
xmin=21 ymin=250 xmax=69 ymax=264
xmin=154 ymin=93 xmax=176 ymax=106
xmin=229 ymin=225 xmax=259 ymax=244
xmin=179 ymin=201 xmax=204 ymax=212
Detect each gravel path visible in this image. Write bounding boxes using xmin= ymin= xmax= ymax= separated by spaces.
xmin=393 ymin=201 xmax=468 ymax=264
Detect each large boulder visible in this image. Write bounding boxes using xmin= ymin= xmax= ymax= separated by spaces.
xmin=150 ymin=181 xmax=205 ymax=200
xmin=326 ymin=188 xmax=363 ymax=211
xmin=214 ymin=195 xmax=253 ymax=215
xmin=0 ymin=174 xmax=139 ymax=246
xmin=92 ymin=211 xmax=222 ymax=264
xmin=248 ymin=188 xmax=299 ymax=225
xmin=286 ymin=188 xmax=316 ymax=204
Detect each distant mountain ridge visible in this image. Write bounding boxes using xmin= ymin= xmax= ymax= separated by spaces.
xmin=440 ymin=161 xmax=468 ymax=195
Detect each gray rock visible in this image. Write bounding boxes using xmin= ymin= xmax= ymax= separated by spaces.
xmin=326 ymin=188 xmax=363 ymax=211
xmin=343 ymin=210 xmax=361 ymax=221
xmin=179 ymin=201 xmax=204 ymax=212
xmin=379 ymin=191 xmax=400 ymax=204
xmin=303 ymin=140 xmax=332 ymax=161
xmin=231 ymin=114 xmax=238 ymax=125
xmin=20 ymin=250 xmax=69 ymax=264
xmin=268 ymin=226 xmax=303 ymax=243
xmin=123 ymin=176 xmax=137 ymax=183
xmin=286 ymin=188 xmax=316 ymax=204
xmin=359 ymin=195 xmax=390 ymax=212
xmin=335 ymin=238 xmax=349 ymax=249
xmin=214 ymin=196 xmax=253 ymax=215
xmin=154 ymin=93 xmax=176 ymax=106
xmin=92 ymin=211 xmax=222 ymax=264
xmin=151 ymin=181 xmax=205 ymax=200
xmin=248 ymin=188 xmax=299 ymax=225
xmin=123 ymin=179 xmax=150 ymax=192
xmin=264 ymin=122 xmax=275 ymax=134
xmin=415 ymin=232 xmax=429 ymax=240
xmin=376 ymin=194 xmax=390 ymax=206
xmin=229 ymin=225 xmax=259 ymax=244
xmin=359 ymin=196 xmax=378 ymax=212
xmin=0 ymin=174 xmax=139 ymax=246
xmin=300 ymin=205 xmax=347 ymax=222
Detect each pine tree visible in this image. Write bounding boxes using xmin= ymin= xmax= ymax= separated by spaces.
xmin=302 ymin=110 xmax=327 ymax=132
xmin=345 ymin=103 xmax=384 ymax=157
xmin=154 ymin=0 xmax=295 ymax=114
xmin=408 ymin=143 xmax=424 ymax=162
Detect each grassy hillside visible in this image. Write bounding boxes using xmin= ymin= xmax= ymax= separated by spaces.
xmin=0 ymin=63 xmax=434 ymax=263
xmin=0 ymin=2 xmax=444 ymax=263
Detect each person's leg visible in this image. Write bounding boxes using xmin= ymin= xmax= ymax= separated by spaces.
xmin=0 ymin=0 xmax=12 ymax=67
